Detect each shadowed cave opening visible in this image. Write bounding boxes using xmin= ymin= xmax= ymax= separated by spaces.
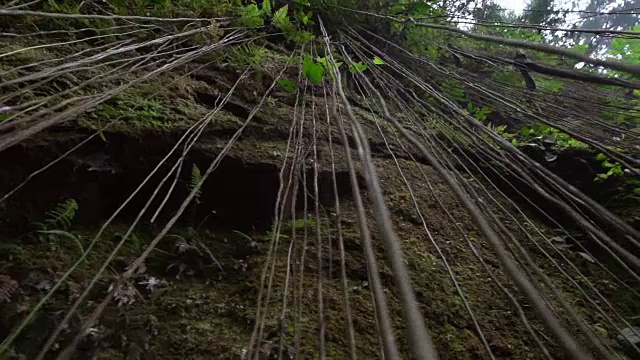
xmin=0 ymin=133 xmax=356 ymax=236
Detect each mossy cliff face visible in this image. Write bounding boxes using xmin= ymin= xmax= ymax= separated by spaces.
xmin=0 ymin=23 xmax=638 ymax=360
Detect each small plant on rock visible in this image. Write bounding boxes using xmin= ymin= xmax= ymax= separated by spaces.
xmin=34 ymin=199 xmax=85 ymax=256
xmin=164 ymin=233 xmax=223 ymax=283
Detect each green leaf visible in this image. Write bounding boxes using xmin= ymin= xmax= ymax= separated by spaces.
xmin=295 ymin=10 xmax=314 ymax=25
xmin=40 ymin=199 xmax=78 ymax=231
xmin=348 ymin=61 xmax=368 ymax=73
xmin=316 ymin=56 xmax=329 ymax=69
xmin=425 ymin=47 xmax=439 ymax=59
xmin=277 ymin=79 xmax=297 ymax=93
xmin=303 ymin=57 xmax=324 ymax=85
xmin=373 ymin=56 xmax=386 ymax=65
xmin=532 ymin=124 xmax=548 ymax=134
xmin=389 ymin=5 xmax=406 ymax=14
xmin=413 ymin=4 xmax=432 ymax=15
xmin=190 ymin=163 xmax=202 ymax=204
xmin=316 ymin=57 xmax=341 ymax=79
xmin=633 ymin=188 xmax=640 ymax=195
xmin=595 ymin=153 xmax=607 ymax=162
xmin=305 ymin=11 xmax=315 ymax=24
xmin=316 ymin=56 xmax=342 ymax=71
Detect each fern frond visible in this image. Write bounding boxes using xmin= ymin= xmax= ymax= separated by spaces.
xmin=272 ymin=5 xmax=290 ymax=28
xmin=41 ymin=199 xmax=78 ymax=231
xmin=189 ymin=164 xmax=202 ymax=204
xmin=0 ymin=274 xmax=18 ymax=303
xmin=230 ymin=44 xmax=267 ymax=68
xmin=262 ymin=0 xmax=272 ymax=16
xmin=237 ymin=3 xmax=264 ymax=27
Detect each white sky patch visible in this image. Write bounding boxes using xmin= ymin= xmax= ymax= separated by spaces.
xmin=493 ymin=0 xmax=527 ymax=14
xmin=450 ymin=0 xmax=630 ymax=73
xmin=484 ymin=0 xmax=625 ymax=24
xmin=454 ymin=0 xmax=630 ymax=37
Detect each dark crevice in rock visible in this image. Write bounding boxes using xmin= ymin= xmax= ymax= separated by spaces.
xmin=193 ymin=90 xmax=266 ymax=124
xmin=0 ymin=131 xmax=359 ymax=236
xmin=297 ymin=169 xmax=355 ymax=211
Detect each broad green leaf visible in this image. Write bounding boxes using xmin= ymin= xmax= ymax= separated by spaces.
xmin=316 ymin=56 xmax=328 ymax=69
xmin=595 ymin=153 xmax=607 ymax=162
xmin=277 ymin=79 xmax=298 ymax=93
xmin=303 ymin=58 xmax=324 ymax=85
xmin=316 ymin=56 xmax=342 ymax=71
xmin=349 ymin=61 xmax=368 ymax=73
xmin=373 ymin=56 xmax=386 ymax=65
xmin=633 ymin=188 xmax=640 ymax=195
